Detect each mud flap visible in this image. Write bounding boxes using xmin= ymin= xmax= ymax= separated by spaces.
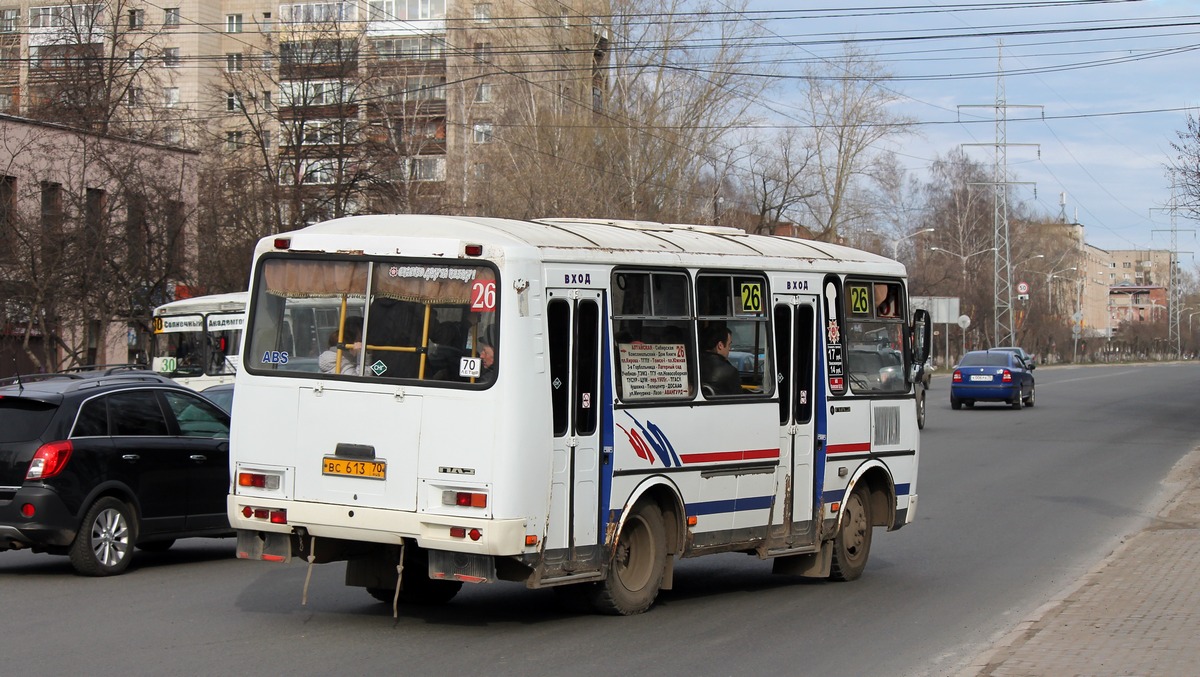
xmin=236 ymin=530 xmax=293 ymax=562
xmin=429 ymin=550 xmax=497 ymax=583
xmin=771 ymin=541 xmax=832 ymax=578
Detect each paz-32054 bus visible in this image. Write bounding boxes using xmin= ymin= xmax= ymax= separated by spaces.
xmin=230 ymin=215 xmax=931 ymax=615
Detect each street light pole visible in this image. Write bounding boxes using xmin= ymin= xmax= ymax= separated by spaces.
xmin=891 ymin=227 xmax=935 ymax=260
xmin=930 ymin=246 xmax=998 ymax=352
xmin=1045 ymin=266 xmax=1078 ymax=308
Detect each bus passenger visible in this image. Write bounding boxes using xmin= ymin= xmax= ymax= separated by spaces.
xmin=319 ymin=317 xmax=363 ymax=375
xmin=477 ymin=337 xmax=496 ymax=382
xmin=699 ymin=324 xmax=741 ymax=396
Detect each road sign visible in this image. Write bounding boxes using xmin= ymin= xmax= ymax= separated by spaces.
xmin=1016 ymin=281 xmax=1029 ymax=294
xmin=957 ymin=314 xmax=971 ymax=329
xmin=1072 ymin=311 xmax=1083 ymax=322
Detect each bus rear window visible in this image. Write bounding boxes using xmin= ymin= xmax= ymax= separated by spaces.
xmin=246 ymin=257 xmax=498 ymax=385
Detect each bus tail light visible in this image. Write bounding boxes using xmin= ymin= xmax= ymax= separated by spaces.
xmin=269 ymin=510 xmax=288 ymax=524
xmin=239 ymin=505 xmax=286 ymax=524
xmin=26 ymin=441 xmax=73 ymax=480
xmin=443 ymin=491 xmax=487 ymax=508
xmin=238 ymin=471 xmax=280 ymax=490
xmin=273 ymin=237 xmax=290 ymax=249
xmin=448 ymin=527 xmax=483 ymax=541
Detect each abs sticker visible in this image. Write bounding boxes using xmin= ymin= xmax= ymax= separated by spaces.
xmin=848 ymin=284 xmax=871 ymax=315
xmin=261 ymin=350 xmax=289 ymax=365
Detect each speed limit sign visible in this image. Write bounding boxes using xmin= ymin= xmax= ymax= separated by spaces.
xmin=1016 ymin=281 xmax=1029 ymax=294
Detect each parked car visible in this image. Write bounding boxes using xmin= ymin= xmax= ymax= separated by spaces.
xmin=951 ymin=350 xmax=1036 ymax=410
xmin=991 ymin=346 xmax=1037 ymax=368
xmin=0 ymin=368 xmax=232 ymax=576
xmin=200 ymin=383 xmax=234 ymax=414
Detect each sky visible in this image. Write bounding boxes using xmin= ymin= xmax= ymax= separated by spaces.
xmin=725 ymin=0 xmax=1199 ymax=254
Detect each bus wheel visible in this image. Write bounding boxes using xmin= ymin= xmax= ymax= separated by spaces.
xmin=368 ymin=548 xmax=463 ymax=605
xmin=593 ymin=501 xmax=667 ymax=615
xmin=829 ymin=483 xmax=872 ymax=582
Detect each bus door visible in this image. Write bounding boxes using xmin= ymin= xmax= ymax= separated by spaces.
xmin=772 ymin=295 xmax=819 ymax=544
xmin=546 ymin=289 xmax=604 ymax=567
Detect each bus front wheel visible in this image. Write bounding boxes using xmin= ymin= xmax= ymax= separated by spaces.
xmin=829 ymin=483 xmax=872 ymax=582
xmin=592 ymin=501 xmax=667 ymax=615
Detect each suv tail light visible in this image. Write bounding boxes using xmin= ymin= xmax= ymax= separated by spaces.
xmin=27 ymin=441 xmax=74 ymax=480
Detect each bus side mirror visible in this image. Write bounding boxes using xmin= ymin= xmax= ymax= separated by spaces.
xmin=911 ymin=309 xmax=932 ymax=366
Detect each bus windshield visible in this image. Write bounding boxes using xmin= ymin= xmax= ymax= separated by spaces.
xmin=246 ymin=257 xmax=499 ymax=384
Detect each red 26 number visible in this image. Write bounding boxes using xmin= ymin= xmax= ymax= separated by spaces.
xmin=471 ymin=280 xmax=496 ymax=312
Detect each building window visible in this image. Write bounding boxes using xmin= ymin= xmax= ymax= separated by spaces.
xmin=163 ymin=127 xmax=182 ymax=145
xmin=473 ymin=122 xmax=493 ymax=144
xmin=127 ymin=8 xmax=143 ymax=29
xmin=125 ymin=87 xmax=143 ymax=106
xmin=373 ymin=37 xmax=444 ymax=60
xmin=163 ymin=87 xmax=179 ymax=107
xmin=164 ymin=7 xmax=180 ymax=28
xmin=226 ymin=14 xmax=243 ymax=33
xmin=225 ymin=131 xmax=245 ymax=150
xmin=409 ymin=156 xmax=445 ymax=182
xmin=472 ymin=162 xmax=488 ymax=181
xmin=227 ymin=91 xmax=242 ymax=111
xmin=474 ymin=81 xmax=492 ymax=103
xmin=1122 ymin=261 xmax=1131 ymax=268
xmin=474 ymin=3 xmax=491 ymax=22
xmin=0 ymin=9 xmax=17 ymax=32
xmin=592 ymin=86 xmax=602 ymax=112
xmin=0 ymin=175 xmax=14 ymax=263
xmin=226 ymin=53 xmax=243 ymax=72
xmin=473 ymin=42 xmax=492 ymax=61
xmin=560 ymin=8 xmax=569 ymax=28
xmin=367 ymin=0 xmax=395 ymax=21
xmin=128 ymin=49 xmax=145 ymax=68
xmin=261 ymin=11 xmax=273 ymax=32
xmin=0 ymin=91 xmax=12 ymax=112
xmin=162 ymin=47 xmax=180 ymax=67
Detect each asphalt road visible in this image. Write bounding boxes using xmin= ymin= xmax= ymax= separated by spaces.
xmin=3 ymin=362 xmax=1198 ymax=676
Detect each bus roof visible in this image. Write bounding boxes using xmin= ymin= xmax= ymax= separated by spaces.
xmin=154 ymin=291 xmax=248 ymax=316
xmin=263 ymin=215 xmax=906 ymax=277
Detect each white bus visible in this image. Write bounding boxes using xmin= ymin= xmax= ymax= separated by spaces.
xmin=151 ymin=292 xmax=247 ymax=390
xmin=230 ymin=215 xmax=931 ymax=615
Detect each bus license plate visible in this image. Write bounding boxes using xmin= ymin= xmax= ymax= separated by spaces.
xmin=322 ymin=457 xmax=386 ymax=479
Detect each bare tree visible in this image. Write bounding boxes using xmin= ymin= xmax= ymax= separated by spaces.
xmin=23 ymin=0 xmax=170 ymax=138
xmin=1170 ymin=112 xmax=1200 ymax=220
xmin=1 ymin=119 xmax=197 ymax=371
xmin=795 ymin=45 xmax=913 ymax=243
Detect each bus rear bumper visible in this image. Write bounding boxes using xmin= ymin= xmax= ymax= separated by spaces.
xmin=229 ymin=496 xmax=530 ymax=561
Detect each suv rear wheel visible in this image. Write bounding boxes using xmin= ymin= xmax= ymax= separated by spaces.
xmin=69 ymin=497 xmax=137 ymax=576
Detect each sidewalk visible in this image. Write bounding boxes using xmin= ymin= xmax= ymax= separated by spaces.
xmin=959 ymin=446 xmax=1200 ymax=676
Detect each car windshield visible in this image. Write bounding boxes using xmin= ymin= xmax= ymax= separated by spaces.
xmin=959 ymin=352 xmax=1010 ymax=367
xmin=0 ymin=398 xmax=58 ymax=442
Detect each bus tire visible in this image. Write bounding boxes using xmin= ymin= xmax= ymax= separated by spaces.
xmin=592 ymin=501 xmax=667 ymax=615
xmin=829 ymin=483 xmax=872 ymax=582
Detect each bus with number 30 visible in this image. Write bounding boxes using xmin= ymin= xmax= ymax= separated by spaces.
xmin=229 ymin=215 xmax=931 ymax=615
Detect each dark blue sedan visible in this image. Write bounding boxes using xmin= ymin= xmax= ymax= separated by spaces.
xmin=951 ymin=349 xmax=1035 ymax=410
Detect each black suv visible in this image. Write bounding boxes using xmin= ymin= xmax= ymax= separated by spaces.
xmin=0 ymin=368 xmax=232 ymax=576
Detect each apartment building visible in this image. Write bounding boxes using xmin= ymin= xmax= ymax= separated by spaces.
xmin=0 ymin=1 xmax=610 ymax=214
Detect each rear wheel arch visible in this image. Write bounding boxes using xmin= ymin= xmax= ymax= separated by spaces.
xmin=619 ymin=477 xmax=685 ymax=556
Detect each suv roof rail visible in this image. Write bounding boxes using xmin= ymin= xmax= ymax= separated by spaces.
xmin=0 ymin=367 xmax=174 ymax=390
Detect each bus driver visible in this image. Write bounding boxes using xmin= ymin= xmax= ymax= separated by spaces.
xmin=699 ymin=324 xmax=741 ymax=396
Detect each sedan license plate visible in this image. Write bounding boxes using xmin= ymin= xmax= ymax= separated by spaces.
xmin=969 ymin=374 xmax=992 ymax=381
xmin=322 ymin=457 xmax=386 ymax=479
